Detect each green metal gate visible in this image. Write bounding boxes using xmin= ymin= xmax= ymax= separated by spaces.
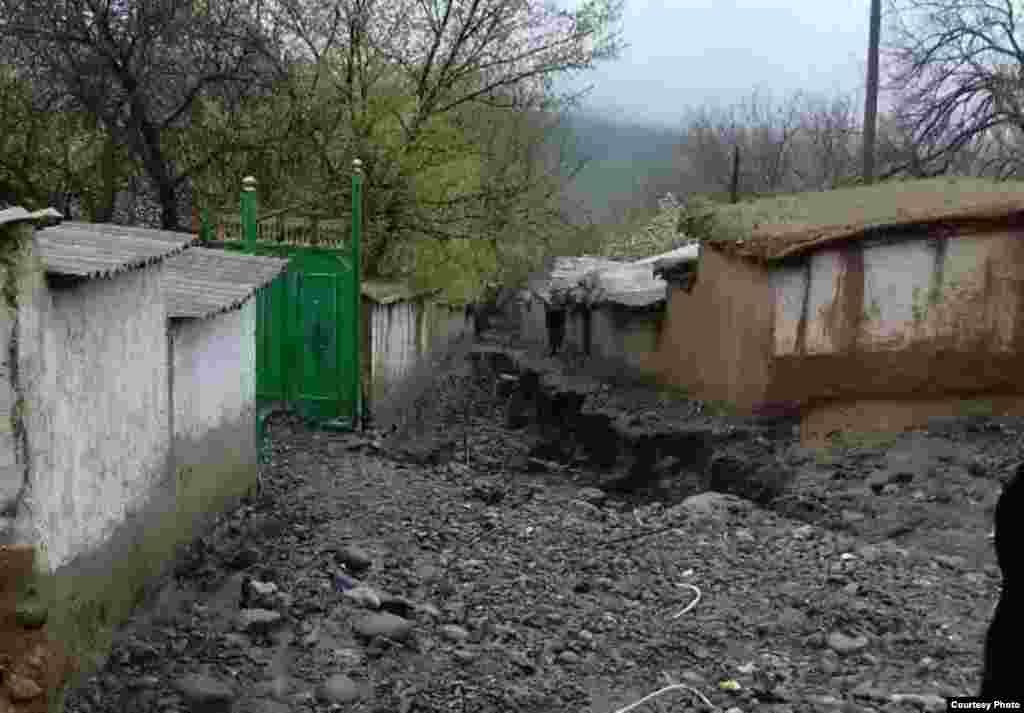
xmin=200 ymin=162 xmax=364 ymax=431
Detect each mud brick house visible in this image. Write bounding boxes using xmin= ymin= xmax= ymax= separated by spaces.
xmin=652 ymin=177 xmax=1024 ymax=441
xmin=163 ymin=246 xmax=289 ymax=510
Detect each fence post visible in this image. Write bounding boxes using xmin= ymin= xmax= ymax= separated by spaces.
xmin=199 ymin=208 xmax=211 ymax=243
xmin=241 ymin=176 xmax=257 ymax=246
xmin=352 ymin=159 xmax=363 ymax=429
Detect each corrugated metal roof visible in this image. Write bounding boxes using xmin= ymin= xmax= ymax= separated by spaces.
xmin=705 ymin=177 xmax=1024 ymax=262
xmin=361 ymin=280 xmax=440 ymax=304
xmin=164 ymin=247 xmax=289 ymax=319
xmin=0 ymin=207 xmax=63 ymax=228
xmin=528 ymin=256 xmax=623 ymax=304
xmin=582 ymin=247 xmax=698 ymax=308
xmin=37 ymin=221 xmax=195 ymax=278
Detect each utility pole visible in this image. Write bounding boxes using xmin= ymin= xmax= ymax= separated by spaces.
xmin=862 ymin=0 xmax=882 ymax=184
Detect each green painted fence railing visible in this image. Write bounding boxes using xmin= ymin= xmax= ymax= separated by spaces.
xmin=200 ymin=162 xmax=363 ymax=433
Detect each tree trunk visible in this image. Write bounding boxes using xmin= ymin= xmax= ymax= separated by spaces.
xmin=93 ymin=133 xmax=117 ymax=223
xmin=158 ymin=180 xmax=180 ymax=231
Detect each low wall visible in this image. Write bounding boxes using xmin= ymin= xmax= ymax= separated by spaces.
xmin=364 ymin=296 xmax=470 ymax=404
xmin=0 ymin=223 xmax=261 ymax=712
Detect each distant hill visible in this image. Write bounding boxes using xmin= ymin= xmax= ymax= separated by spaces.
xmin=557 ymin=111 xmax=681 ymax=225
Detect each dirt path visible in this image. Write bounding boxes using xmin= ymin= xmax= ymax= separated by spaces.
xmin=60 ymin=359 xmax=1011 ymax=713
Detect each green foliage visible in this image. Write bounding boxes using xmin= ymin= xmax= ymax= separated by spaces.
xmin=709 ymin=176 xmax=1024 ymax=243
xmin=0 ymin=65 xmax=119 ymax=214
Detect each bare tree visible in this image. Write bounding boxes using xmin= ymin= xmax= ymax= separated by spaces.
xmin=676 ymin=89 xmax=806 ymax=201
xmin=791 ymin=92 xmax=861 ymax=189
xmin=885 ymin=0 xmax=1024 ymax=179
xmin=0 ymin=0 xmax=289 ymax=230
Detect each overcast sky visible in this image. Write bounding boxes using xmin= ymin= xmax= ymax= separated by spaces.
xmin=565 ymin=0 xmax=875 ymax=128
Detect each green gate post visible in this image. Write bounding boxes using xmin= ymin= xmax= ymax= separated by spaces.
xmin=241 ymin=176 xmax=258 ymax=246
xmin=351 ymin=159 xmax=363 ymax=430
xmin=199 ymin=208 xmax=210 ymax=242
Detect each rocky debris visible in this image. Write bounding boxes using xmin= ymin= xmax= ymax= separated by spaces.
xmin=58 ymin=355 xmax=1020 ymax=713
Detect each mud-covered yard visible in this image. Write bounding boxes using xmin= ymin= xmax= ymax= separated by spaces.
xmin=62 ymin=345 xmax=1013 ymax=713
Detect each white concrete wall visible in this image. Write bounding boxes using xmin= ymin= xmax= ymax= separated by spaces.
xmin=171 ymin=301 xmax=256 ymax=441
xmin=17 ymin=262 xmax=171 ymax=572
xmin=771 ymin=231 xmax=1024 ymax=357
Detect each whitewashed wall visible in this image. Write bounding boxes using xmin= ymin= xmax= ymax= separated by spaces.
xmin=368 ymin=300 xmax=420 ymax=399
xmin=171 ymin=301 xmax=256 ymax=441
xmin=17 ymin=262 xmax=170 ymax=572
xmin=366 ymin=297 xmax=470 ymax=401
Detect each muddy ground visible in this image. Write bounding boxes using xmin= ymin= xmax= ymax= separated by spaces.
xmin=61 ymin=339 xmax=1014 ymax=713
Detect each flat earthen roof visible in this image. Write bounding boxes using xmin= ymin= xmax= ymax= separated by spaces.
xmin=164 ymin=247 xmax=289 ymax=319
xmin=705 ymin=177 xmax=1024 ymax=261
xmin=37 ymin=221 xmax=194 ymax=278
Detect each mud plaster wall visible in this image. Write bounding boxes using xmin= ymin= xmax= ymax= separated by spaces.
xmin=654 ymin=248 xmax=774 ymax=409
xmin=767 ymin=229 xmax=1024 ymax=406
xmin=590 ymin=304 xmax=663 ymax=374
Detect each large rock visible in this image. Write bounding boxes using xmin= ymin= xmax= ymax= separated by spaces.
xmin=174 ymin=674 xmax=236 ymax=713
xmin=353 ymin=612 xmax=415 ymax=641
xmin=338 ymin=545 xmax=373 ymax=573
xmin=673 ymin=491 xmax=747 ymax=518
xmin=236 ymin=608 xmax=283 ymax=635
xmin=316 ymin=674 xmax=365 ymax=704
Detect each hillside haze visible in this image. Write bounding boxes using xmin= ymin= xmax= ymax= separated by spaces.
xmin=559 ymin=110 xmax=681 ymax=225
